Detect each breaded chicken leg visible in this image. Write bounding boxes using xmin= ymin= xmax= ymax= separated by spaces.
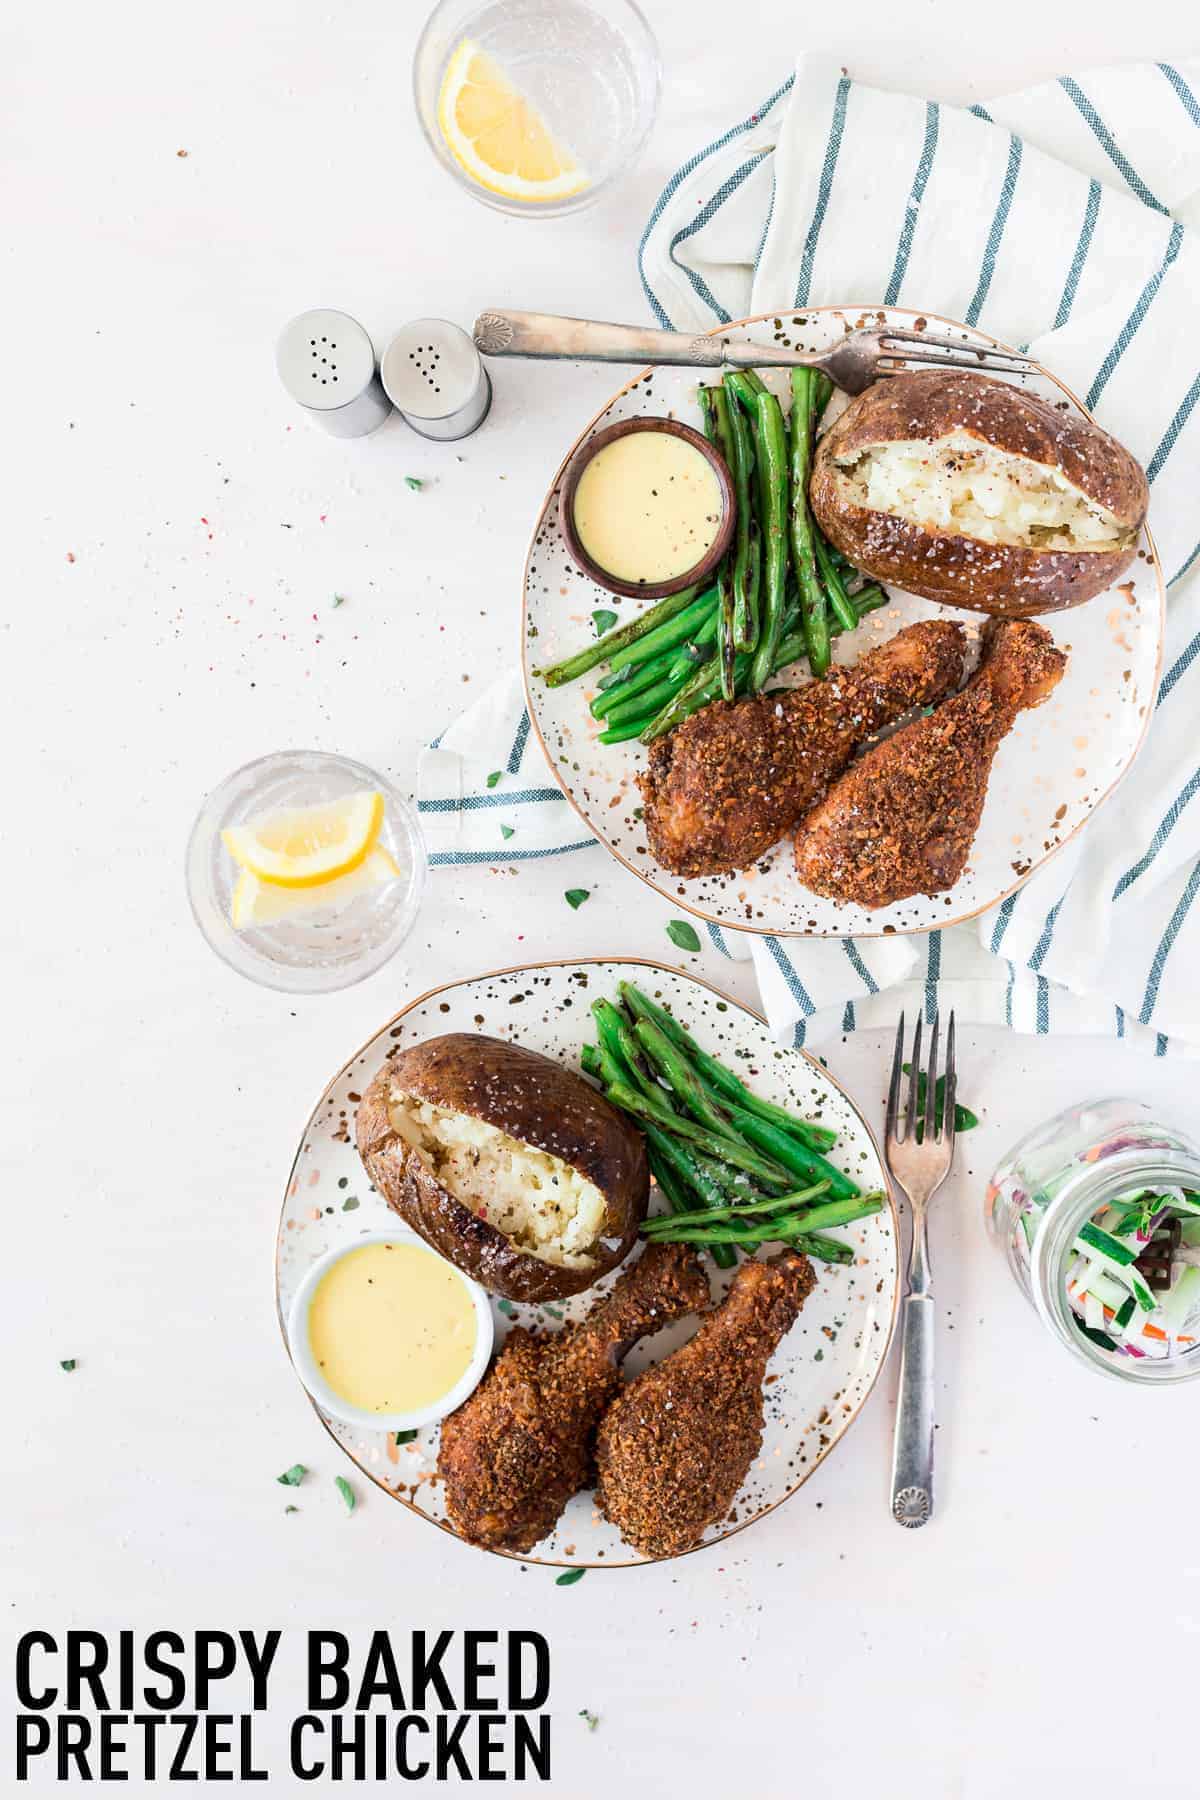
xmin=595 ymin=1252 xmax=816 ymax=1557
xmin=793 ymin=619 xmax=1067 ymax=907
xmin=638 ymin=619 xmax=968 ymax=876
xmin=438 ymin=1242 xmax=708 ymax=1553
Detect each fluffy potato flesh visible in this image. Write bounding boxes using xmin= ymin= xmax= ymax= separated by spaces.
xmin=386 ymin=1093 xmax=607 ymax=1270
xmin=839 ymin=433 xmax=1129 ymax=551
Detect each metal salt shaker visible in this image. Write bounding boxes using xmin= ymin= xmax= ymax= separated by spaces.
xmin=381 ymin=319 xmax=492 ymax=440
xmin=275 ymin=309 xmax=393 ymax=437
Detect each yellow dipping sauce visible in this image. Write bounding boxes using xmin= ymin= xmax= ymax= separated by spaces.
xmin=307 ymin=1242 xmax=477 ymax=1414
xmin=573 ymin=430 xmax=723 ymax=583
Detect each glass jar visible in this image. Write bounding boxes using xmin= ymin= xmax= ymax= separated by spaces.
xmin=986 ymin=1098 xmax=1200 ymax=1384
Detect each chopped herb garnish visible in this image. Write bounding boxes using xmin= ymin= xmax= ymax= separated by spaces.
xmin=331 ymin=593 xmax=345 ymax=609
xmin=555 ymin=1568 xmax=586 ymax=1586
xmin=666 ymin=919 xmax=702 ymax=953
xmin=579 ymin=1709 xmax=599 ymax=1730
xmin=395 ymin=1429 xmax=417 ymax=1446
xmin=565 ymin=889 xmax=590 ymax=910
xmin=497 ymin=1298 xmax=516 ymax=1318
xmin=500 ymin=824 xmax=515 ymax=840
xmin=59 ymin=1359 xmax=77 ymax=1372
xmin=592 ymin=609 xmax=619 ymax=636
xmin=284 ymin=1505 xmax=300 ymax=1515
xmin=334 ymin=1476 xmax=356 ymax=1512
xmin=486 ymin=771 xmax=502 ymax=789
xmin=277 ymin=1464 xmax=307 ymax=1487
xmin=901 ymin=1064 xmax=978 ymax=1137
xmin=342 ymin=1196 xmax=360 ymax=1211
xmin=404 ymin=476 xmax=423 ymax=491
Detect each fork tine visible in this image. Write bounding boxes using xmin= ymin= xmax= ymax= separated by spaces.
xmin=878 ymin=349 xmax=1036 ymax=379
xmin=879 ymin=327 xmax=1037 ymax=363
xmin=942 ymin=1012 xmax=958 ymax=1156
xmin=904 ymin=1017 xmax=922 ymax=1142
xmin=924 ymin=1011 xmax=940 ymax=1144
xmin=885 ymin=1013 xmax=905 ymax=1144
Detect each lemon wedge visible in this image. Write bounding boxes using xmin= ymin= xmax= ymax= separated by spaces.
xmin=231 ymin=846 xmax=400 ymax=929
xmin=222 ymin=790 xmax=384 ymax=888
xmin=436 ymin=39 xmax=588 ymax=204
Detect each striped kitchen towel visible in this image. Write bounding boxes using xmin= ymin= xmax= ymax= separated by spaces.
xmin=637 ymin=54 xmax=1200 ymax=1053
xmin=423 ymin=58 xmax=1200 ymax=1052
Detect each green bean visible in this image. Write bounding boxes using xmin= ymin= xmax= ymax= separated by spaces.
xmin=638 ymin=587 xmax=887 ymax=742
xmin=748 ymin=387 xmax=789 ymax=692
xmin=725 ymin=368 xmax=768 ymax=405
xmin=641 ymin=1183 xmax=830 ymax=1231
xmin=632 ymin=1016 xmax=740 ymax=1142
xmin=641 ymin=1124 xmax=736 ymax=1268
xmin=813 ymin=532 xmax=859 ymax=633
xmin=598 ymin=714 xmax=659 ymax=745
xmin=620 ymin=982 xmax=837 ymax=1151
xmin=536 ymin=585 xmax=702 ymax=686
xmin=590 ymin=642 xmax=688 ymax=719
xmin=605 ymin=587 xmax=718 ymax=674
xmin=580 ymin=1041 xmax=603 ymax=1081
xmin=788 ymin=368 xmax=829 ymax=677
xmin=646 ymin=1144 xmax=693 ymax=1218
xmin=602 ymin=671 xmax=686 ymax=728
xmin=724 ymin=1103 xmax=860 ymax=1199
xmin=792 ymin=1232 xmax=855 ymax=1265
xmin=603 ymin=1081 xmax=796 ymax=1187
xmin=723 ymin=387 xmax=760 ymax=653
xmin=811 ymin=371 xmax=834 ymax=420
xmin=591 ymin=1000 xmax=647 ymax=1094
xmin=717 ymin=562 xmax=737 ymax=701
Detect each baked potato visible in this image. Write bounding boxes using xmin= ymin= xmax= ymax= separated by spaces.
xmin=809 ymin=369 xmax=1148 ymax=617
xmin=355 ymin=1033 xmax=649 ymax=1302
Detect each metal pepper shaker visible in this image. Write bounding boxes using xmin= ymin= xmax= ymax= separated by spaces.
xmin=380 ymin=318 xmax=493 ymax=441
xmin=275 ymin=309 xmax=393 ymax=437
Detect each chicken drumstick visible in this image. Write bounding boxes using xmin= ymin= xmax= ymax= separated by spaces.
xmin=595 ymin=1252 xmax=817 ymax=1557
xmin=793 ymin=618 xmax=1067 ymax=908
xmin=638 ymin=618 xmax=968 ymax=877
xmin=438 ymin=1242 xmax=708 ymax=1553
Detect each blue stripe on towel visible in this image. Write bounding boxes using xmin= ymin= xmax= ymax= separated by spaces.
xmin=842 ymin=937 xmax=880 ymax=993
xmin=1004 ymin=961 xmax=1016 ymax=1028
xmin=506 ymin=709 xmax=532 ymax=773
xmin=792 ymin=1018 xmax=808 ymax=1049
xmin=1138 ymin=857 xmax=1200 ymax=1022
xmin=706 ymin=922 xmax=734 ymax=959
xmin=764 ymin=936 xmax=816 ymax=1016
xmin=966 ymin=134 xmax=1022 ymax=326
xmin=637 ymin=75 xmax=795 ymax=329
xmin=924 ymin=930 xmax=941 ymax=1021
xmin=418 ymin=787 xmax=564 ymax=814
xmin=989 ymin=891 xmax=1018 ymax=953
xmin=1054 ymin=180 xmax=1102 ymax=329
xmin=968 ymin=104 xmax=993 ymax=123
xmin=1086 ymin=221 xmax=1184 ymax=411
xmin=1146 ymin=371 xmax=1200 ymax=484
xmin=428 ymin=840 xmax=595 ymax=866
xmin=1058 ymin=76 xmax=1169 ymax=214
xmin=1169 ymin=540 xmax=1200 ymax=590
xmin=1156 ymin=1032 xmax=1169 ymax=1057
xmin=1159 ymin=628 xmax=1200 ymax=705
xmin=1115 ymin=1004 xmax=1126 ymax=1038
xmin=842 ymin=1000 xmax=856 ymax=1034
xmin=1028 ymin=898 xmax=1064 ymax=970
xmin=1158 ymin=63 xmax=1200 ymax=127
xmin=884 ymin=101 xmax=940 ymax=306
xmin=794 ymin=74 xmax=852 ymax=306
xmin=1112 ymin=767 xmax=1200 ymax=899
xmin=667 ymin=154 xmax=768 ymax=324
xmin=1036 ymin=975 xmax=1050 ymax=1033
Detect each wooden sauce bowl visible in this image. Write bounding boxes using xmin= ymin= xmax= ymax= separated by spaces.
xmin=559 ymin=416 xmax=736 ymax=600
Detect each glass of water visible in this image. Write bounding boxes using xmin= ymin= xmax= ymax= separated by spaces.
xmin=414 ymin=0 xmax=660 ymax=217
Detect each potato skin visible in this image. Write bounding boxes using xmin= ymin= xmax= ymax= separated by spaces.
xmin=354 ymin=1034 xmax=649 ymax=1302
xmin=810 ymin=370 xmax=1148 ymax=617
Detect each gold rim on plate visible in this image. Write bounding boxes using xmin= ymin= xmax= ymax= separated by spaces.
xmin=274 ymin=955 xmax=900 ymax=1568
xmin=519 ymin=305 xmax=1166 ymax=939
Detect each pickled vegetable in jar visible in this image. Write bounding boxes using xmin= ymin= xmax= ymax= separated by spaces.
xmin=986 ymin=1098 xmax=1200 ymax=1384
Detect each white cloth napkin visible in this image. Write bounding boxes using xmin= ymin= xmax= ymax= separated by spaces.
xmin=424 ymin=58 xmax=1200 ymax=1053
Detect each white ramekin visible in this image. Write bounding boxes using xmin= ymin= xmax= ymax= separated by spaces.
xmin=287 ymin=1231 xmax=494 ymax=1432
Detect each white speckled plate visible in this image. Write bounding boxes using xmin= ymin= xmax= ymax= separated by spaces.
xmin=275 ymin=959 xmax=897 ymax=1567
xmin=521 ymin=308 xmax=1164 ymax=937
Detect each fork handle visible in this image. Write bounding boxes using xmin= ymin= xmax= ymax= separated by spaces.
xmin=472 ymin=308 xmax=815 ymax=371
xmin=891 ymin=1292 xmax=935 ymax=1528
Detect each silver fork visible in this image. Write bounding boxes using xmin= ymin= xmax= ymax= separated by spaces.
xmin=884 ymin=1011 xmax=957 ymax=1528
xmin=473 ymin=308 xmax=1037 ymax=395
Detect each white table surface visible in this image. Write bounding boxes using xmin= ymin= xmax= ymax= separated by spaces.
xmin=7 ymin=4 xmax=1200 ymax=1794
